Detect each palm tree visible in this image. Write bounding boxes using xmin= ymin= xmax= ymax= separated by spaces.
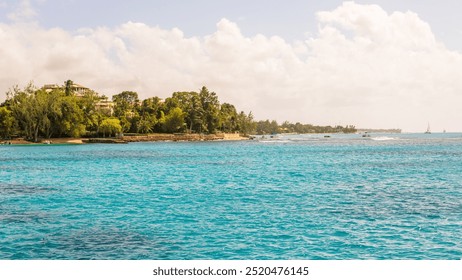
xmin=64 ymin=80 xmax=74 ymax=96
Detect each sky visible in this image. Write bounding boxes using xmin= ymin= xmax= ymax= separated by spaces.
xmin=1 ymin=0 xmax=462 ymax=132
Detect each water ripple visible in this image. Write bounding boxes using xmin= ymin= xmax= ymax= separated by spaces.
xmin=1 ymin=137 xmax=462 ymax=259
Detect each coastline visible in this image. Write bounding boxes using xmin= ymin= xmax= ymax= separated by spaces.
xmin=1 ymin=138 xmax=86 ymax=145
xmin=122 ymin=133 xmax=248 ymax=142
xmin=1 ymin=133 xmax=249 ymax=145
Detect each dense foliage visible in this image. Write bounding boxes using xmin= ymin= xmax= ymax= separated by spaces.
xmin=0 ymin=82 xmax=256 ymax=141
xmin=0 ymin=81 xmax=356 ymax=141
xmin=253 ymin=120 xmax=356 ymax=135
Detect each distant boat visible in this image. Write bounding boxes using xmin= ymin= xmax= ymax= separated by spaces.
xmin=425 ymin=123 xmax=431 ymax=134
xmin=362 ymin=132 xmax=371 ymax=137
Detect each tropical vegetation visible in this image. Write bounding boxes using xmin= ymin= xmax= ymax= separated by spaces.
xmin=0 ymin=80 xmax=356 ymax=141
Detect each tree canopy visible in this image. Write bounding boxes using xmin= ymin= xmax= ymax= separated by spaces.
xmin=0 ymin=82 xmax=356 ymax=141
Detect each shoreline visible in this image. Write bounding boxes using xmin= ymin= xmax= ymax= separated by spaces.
xmin=122 ymin=133 xmax=248 ymax=142
xmin=1 ymin=133 xmax=249 ymax=145
xmin=1 ymin=138 xmax=86 ymax=145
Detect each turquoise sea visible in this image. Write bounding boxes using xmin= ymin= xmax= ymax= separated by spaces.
xmin=1 ymin=133 xmax=461 ymax=259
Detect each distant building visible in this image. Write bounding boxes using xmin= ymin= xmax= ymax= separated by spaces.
xmin=42 ymin=84 xmax=60 ymax=92
xmin=70 ymin=83 xmax=91 ymax=97
xmin=42 ymin=83 xmax=91 ymax=97
xmin=95 ymin=99 xmax=115 ymax=115
xmin=42 ymin=82 xmax=114 ymax=115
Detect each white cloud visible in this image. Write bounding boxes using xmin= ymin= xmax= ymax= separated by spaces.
xmin=7 ymin=0 xmax=37 ymax=22
xmin=1 ymin=1 xmax=462 ymax=131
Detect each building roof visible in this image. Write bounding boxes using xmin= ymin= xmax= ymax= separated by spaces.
xmin=71 ymin=83 xmax=88 ymax=89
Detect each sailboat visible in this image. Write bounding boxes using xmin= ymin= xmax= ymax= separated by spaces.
xmin=425 ymin=123 xmax=431 ymax=134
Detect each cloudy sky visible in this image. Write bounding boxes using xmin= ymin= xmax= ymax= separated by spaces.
xmin=1 ymin=0 xmax=462 ymax=132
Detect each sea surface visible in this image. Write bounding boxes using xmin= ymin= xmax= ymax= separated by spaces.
xmin=1 ymin=133 xmax=461 ymax=259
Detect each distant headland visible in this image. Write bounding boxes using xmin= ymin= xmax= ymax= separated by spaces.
xmin=0 ymin=80 xmax=357 ymax=143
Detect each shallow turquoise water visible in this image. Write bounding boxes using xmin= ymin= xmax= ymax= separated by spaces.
xmin=1 ymin=133 xmax=461 ymax=259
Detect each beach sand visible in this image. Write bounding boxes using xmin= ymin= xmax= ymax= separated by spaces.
xmin=3 ymin=138 xmax=86 ymax=145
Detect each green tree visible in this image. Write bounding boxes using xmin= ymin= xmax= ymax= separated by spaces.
xmin=199 ymin=86 xmax=220 ymax=133
xmin=163 ymin=107 xmax=185 ymax=133
xmin=78 ymin=90 xmax=102 ymax=132
xmin=140 ymin=97 xmax=162 ymax=117
xmin=156 ymin=111 xmax=166 ymax=132
xmin=220 ymin=103 xmax=238 ymax=132
xmin=0 ymin=106 xmax=15 ymax=139
xmin=170 ymin=91 xmax=205 ymax=133
xmin=57 ymin=94 xmax=86 ymax=137
xmin=113 ymin=91 xmax=139 ymax=116
xmin=137 ymin=115 xmax=157 ymax=134
xmin=256 ymin=120 xmax=279 ymax=134
xmin=280 ymin=121 xmax=294 ymax=133
xmin=136 ymin=97 xmax=162 ymax=133
xmin=342 ymin=125 xmax=357 ymax=133
xmin=113 ymin=91 xmax=140 ymax=132
xmin=6 ymin=83 xmax=86 ymax=141
xmin=100 ymin=117 xmax=122 ymax=137
xmin=237 ymin=111 xmax=256 ymax=135
xmin=64 ymin=80 xmax=74 ymax=96
xmin=8 ymin=84 xmax=49 ymax=142
xmin=40 ymin=89 xmax=63 ymax=138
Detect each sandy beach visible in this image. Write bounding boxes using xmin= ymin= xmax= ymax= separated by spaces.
xmin=2 ymin=138 xmax=86 ymax=145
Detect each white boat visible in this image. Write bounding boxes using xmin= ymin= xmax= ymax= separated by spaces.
xmin=425 ymin=123 xmax=431 ymax=134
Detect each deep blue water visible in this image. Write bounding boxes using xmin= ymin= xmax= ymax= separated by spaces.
xmin=1 ymin=133 xmax=461 ymax=259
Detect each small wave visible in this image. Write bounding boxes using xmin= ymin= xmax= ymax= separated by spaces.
xmin=0 ymin=183 xmax=55 ymax=195
xmin=46 ymin=227 xmax=161 ymax=259
xmin=371 ymin=136 xmax=397 ymax=141
xmin=259 ymin=140 xmax=292 ymax=143
xmin=286 ymin=138 xmax=320 ymax=142
xmin=0 ymin=212 xmax=50 ymax=223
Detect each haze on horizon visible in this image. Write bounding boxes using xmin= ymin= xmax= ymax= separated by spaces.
xmin=1 ymin=0 xmax=462 ymax=132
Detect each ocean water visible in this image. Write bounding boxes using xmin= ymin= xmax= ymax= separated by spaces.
xmin=1 ymin=133 xmax=461 ymax=260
